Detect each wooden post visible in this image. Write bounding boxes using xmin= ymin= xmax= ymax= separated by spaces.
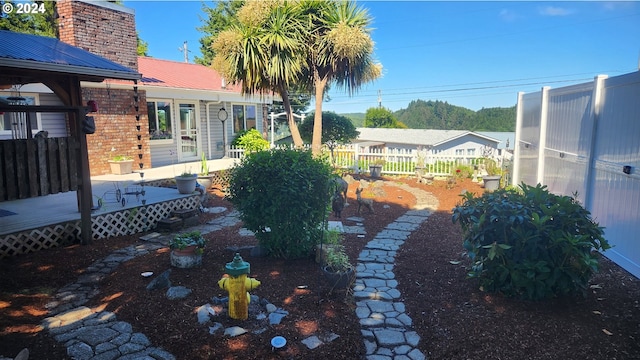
xmin=68 ymin=77 xmax=93 ymax=245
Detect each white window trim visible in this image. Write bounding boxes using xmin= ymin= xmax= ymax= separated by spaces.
xmin=231 ymin=103 xmax=257 ymax=135
xmin=147 ymin=98 xmax=174 ymax=145
xmin=0 ymin=92 xmax=41 ymax=136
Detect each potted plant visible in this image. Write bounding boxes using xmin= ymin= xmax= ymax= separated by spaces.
xmin=321 ymin=244 xmax=355 ymax=289
xmin=481 ymin=158 xmax=501 ymax=191
xmin=175 ymin=169 xmax=197 ymax=194
xmin=369 ymin=158 xmax=385 ymax=178
xmin=479 ymin=145 xmax=501 ymax=191
xmin=108 ymin=155 xmax=134 ymax=175
xmin=169 ymin=231 xmax=206 ymax=268
xmin=197 ymin=152 xmax=213 ymax=190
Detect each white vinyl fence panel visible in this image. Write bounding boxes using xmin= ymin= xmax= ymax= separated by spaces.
xmin=228 ymin=144 xmax=501 ymax=177
xmin=514 ymin=71 xmax=640 ymax=278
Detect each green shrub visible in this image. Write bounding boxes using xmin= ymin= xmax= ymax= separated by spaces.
xmin=231 ymin=128 xmax=269 ymax=153
xmin=452 ymin=183 xmax=610 ymax=300
xmin=226 ymin=148 xmax=332 ymax=259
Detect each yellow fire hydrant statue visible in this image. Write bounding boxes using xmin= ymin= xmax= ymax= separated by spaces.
xmin=218 ymin=253 xmax=261 ymax=320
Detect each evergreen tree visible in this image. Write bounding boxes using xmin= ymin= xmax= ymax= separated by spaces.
xmin=0 ymin=1 xmax=57 ymax=37
xmin=195 ymin=0 xmax=243 ymax=66
xmin=364 ymin=107 xmax=406 ymax=128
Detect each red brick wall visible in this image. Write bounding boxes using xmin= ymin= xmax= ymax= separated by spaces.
xmin=57 ymin=0 xmax=138 ymax=71
xmin=83 ymin=87 xmax=150 ymax=176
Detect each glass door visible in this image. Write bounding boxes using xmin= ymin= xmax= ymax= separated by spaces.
xmin=178 ymin=103 xmax=198 ymax=161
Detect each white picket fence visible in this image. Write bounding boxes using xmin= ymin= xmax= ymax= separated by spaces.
xmin=227 ymin=144 xmax=501 ymax=177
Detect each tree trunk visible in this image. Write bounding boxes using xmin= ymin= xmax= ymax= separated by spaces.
xmin=278 ymin=85 xmax=303 ymax=148
xmin=312 ymin=76 xmax=328 ymax=157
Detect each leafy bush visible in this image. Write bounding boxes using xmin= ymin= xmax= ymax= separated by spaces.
xmin=452 ymin=183 xmax=610 ymax=300
xmin=226 ymin=148 xmax=332 ymax=259
xmin=231 ymin=128 xmax=269 ymax=153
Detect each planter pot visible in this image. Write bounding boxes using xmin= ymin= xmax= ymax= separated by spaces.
xmin=175 ymin=174 xmax=197 ymax=194
xmin=322 ymin=266 xmax=355 ymax=289
xmin=197 ymin=176 xmax=213 ymax=190
xmin=369 ymin=164 xmax=383 ymax=178
xmin=108 ymin=160 xmax=134 ymax=175
xmin=482 ymin=175 xmax=501 ymax=191
xmin=170 ymin=246 xmax=203 ymax=268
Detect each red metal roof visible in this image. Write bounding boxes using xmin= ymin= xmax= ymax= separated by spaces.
xmin=137 ymin=57 xmax=240 ymax=92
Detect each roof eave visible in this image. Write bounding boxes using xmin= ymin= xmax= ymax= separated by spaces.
xmin=0 ymin=58 xmax=141 ymax=82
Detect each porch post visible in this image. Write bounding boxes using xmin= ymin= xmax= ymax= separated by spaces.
xmin=69 ymin=77 xmax=93 ymax=245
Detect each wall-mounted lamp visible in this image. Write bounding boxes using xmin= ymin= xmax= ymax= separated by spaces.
xmin=218 ymin=107 xmax=228 ymax=122
xmin=219 ymin=107 xmax=228 ymax=158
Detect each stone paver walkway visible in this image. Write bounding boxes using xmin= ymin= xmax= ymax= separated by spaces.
xmin=355 ymin=183 xmax=439 ymax=360
xmin=38 ymin=182 xmax=437 ymax=360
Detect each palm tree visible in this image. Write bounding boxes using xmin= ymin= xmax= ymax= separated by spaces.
xmin=211 ymin=1 xmax=306 ymax=146
xmin=210 ymin=0 xmax=381 ymax=153
xmin=299 ymin=0 xmax=382 ymax=155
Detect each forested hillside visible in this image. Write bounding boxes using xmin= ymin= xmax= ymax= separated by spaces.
xmin=343 ymin=99 xmax=516 ymax=131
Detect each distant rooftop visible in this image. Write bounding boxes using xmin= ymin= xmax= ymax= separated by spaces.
xmin=355 ymin=128 xmax=500 ymax=147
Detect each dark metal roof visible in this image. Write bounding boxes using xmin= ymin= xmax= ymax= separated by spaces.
xmin=0 ymin=30 xmax=140 ymax=81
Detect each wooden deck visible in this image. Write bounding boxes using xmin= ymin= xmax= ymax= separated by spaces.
xmin=0 ymin=158 xmax=238 ymax=256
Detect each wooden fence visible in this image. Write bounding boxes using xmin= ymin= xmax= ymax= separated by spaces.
xmin=0 ymin=137 xmax=78 ymax=201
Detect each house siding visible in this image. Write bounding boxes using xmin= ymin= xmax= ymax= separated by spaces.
xmin=39 ymin=93 xmax=68 ymax=138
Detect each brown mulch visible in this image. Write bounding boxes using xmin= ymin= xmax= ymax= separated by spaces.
xmin=1 ymin=177 xmax=639 ymax=359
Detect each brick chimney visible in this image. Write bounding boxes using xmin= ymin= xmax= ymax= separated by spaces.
xmin=56 ymin=0 xmax=138 ymax=71
xmin=55 ymin=0 xmax=149 ymax=176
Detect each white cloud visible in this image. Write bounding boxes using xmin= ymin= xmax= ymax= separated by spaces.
xmin=539 ymin=6 xmax=575 ymax=16
xmin=601 ymin=2 xmax=635 ymax=11
xmin=499 ymin=9 xmax=519 ymax=22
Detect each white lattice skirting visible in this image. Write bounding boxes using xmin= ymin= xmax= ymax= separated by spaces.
xmin=0 ymin=196 xmax=200 ymax=258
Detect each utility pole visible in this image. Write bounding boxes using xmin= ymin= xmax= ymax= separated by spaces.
xmin=377 ymin=89 xmax=382 ymax=108
xmin=178 ymin=41 xmax=190 ymax=63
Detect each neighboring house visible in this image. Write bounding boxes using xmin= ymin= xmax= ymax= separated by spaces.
xmin=353 ymin=128 xmax=501 ymax=160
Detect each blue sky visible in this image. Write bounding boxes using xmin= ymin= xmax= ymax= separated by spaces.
xmin=126 ymin=1 xmax=639 ymax=113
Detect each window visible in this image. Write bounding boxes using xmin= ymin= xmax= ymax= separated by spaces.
xmin=467 ymin=148 xmax=476 ymax=156
xmin=147 ymin=100 xmax=172 ymax=140
xmin=455 ymin=149 xmax=464 ymax=156
xmin=232 ymin=104 xmax=257 ymax=133
xmin=1 ymin=94 xmax=39 ymax=138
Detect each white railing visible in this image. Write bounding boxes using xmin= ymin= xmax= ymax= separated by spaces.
xmin=227 ymin=144 xmax=502 ymax=177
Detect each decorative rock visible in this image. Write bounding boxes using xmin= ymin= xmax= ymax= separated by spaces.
xmin=301 ymin=336 xmax=323 ymax=350
xmin=166 ymin=286 xmax=192 ymax=300
xmin=206 ymin=206 xmax=227 ymax=214
xmin=265 ymin=303 xmax=277 ymax=313
xmin=268 ymin=310 xmax=288 ymax=325
xmin=66 ymin=341 xmax=93 ymax=360
xmin=224 ymin=326 xmax=247 ymax=337
xmin=146 ymin=269 xmax=171 ymax=291
xmin=209 ymin=323 xmax=223 ymax=334
xmin=238 ymin=228 xmax=255 ymax=236
xmin=140 ymin=232 xmax=162 ymax=241
xmin=196 ymin=305 xmax=211 ymax=324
